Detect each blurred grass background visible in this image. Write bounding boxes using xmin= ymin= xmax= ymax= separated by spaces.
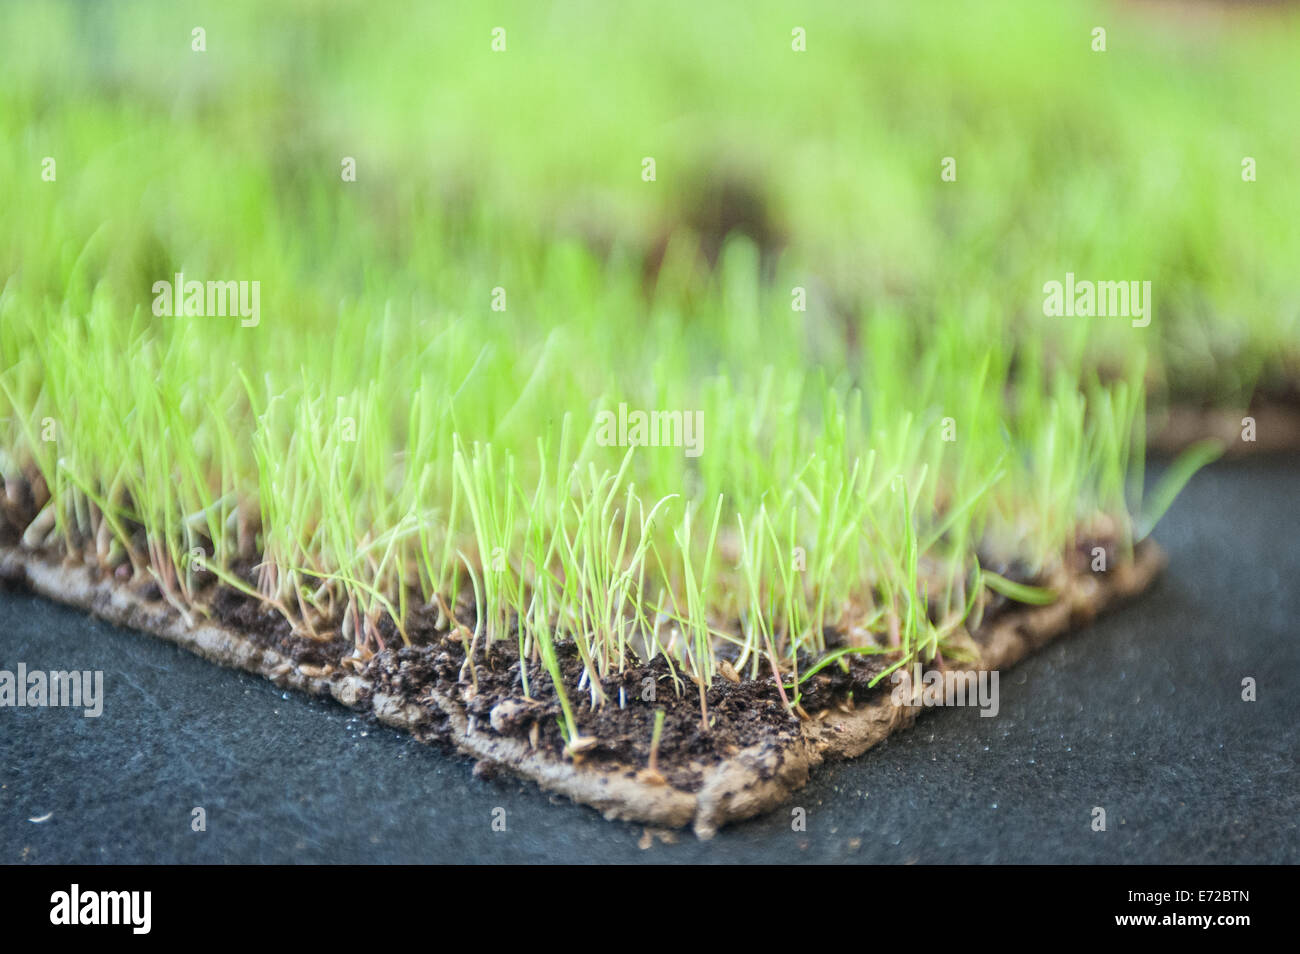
xmin=2 ymin=0 xmax=1296 ymax=698
xmin=3 ymin=0 xmax=1297 ymax=406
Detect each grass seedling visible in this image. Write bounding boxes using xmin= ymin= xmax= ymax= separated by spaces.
xmin=0 ymin=1 xmax=1246 ymax=751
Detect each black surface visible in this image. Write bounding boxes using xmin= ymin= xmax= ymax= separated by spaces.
xmin=2 ymin=455 xmax=1297 ymax=864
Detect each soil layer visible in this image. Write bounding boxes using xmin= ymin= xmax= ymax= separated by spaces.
xmin=1149 ymin=400 xmax=1300 ymax=455
xmin=0 ymin=540 xmax=1164 ymax=837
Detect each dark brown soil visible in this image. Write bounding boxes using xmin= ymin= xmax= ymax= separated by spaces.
xmin=0 ymin=483 xmax=1088 ymax=790
xmin=1148 ymin=395 xmax=1300 ymax=455
xmin=197 ymin=565 xmax=823 ymax=790
xmin=181 ymin=542 xmax=1076 ymax=789
xmin=0 ymin=477 xmax=1165 ymax=834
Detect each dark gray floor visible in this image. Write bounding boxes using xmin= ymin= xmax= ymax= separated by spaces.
xmin=2 ymin=454 xmax=1297 ymax=864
